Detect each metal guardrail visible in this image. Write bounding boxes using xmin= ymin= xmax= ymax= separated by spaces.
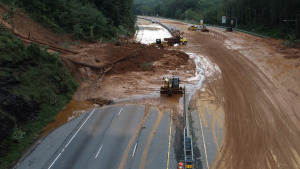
xmin=183 ymin=87 xmax=193 ymax=169
xmin=138 ymin=15 xmax=269 ymax=38
xmin=184 ymin=87 xmax=190 ymax=136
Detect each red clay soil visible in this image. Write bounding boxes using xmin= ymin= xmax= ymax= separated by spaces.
xmin=0 ymin=4 xmax=86 ymax=47
xmin=71 ymin=43 xmax=196 ymax=100
xmin=108 ymin=45 xmax=173 ymax=74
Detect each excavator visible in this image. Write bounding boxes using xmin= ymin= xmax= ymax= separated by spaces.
xmin=160 ymin=76 xmax=183 ymax=96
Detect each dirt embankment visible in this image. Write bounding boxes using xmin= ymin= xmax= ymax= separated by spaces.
xmin=0 ymin=4 xmax=86 ymax=47
xmin=67 ymin=43 xmax=195 ymax=100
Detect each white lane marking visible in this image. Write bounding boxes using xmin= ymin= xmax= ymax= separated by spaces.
xmin=132 ymin=143 xmax=138 ymax=157
xmin=95 ymin=145 xmax=103 ymax=158
xmin=48 ymin=153 xmax=61 ymax=169
xmin=118 ymin=107 xmax=123 ymax=116
xmin=199 ymin=113 xmax=210 ymax=169
xmin=62 ymin=149 xmax=65 ymax=152
xmin=65 ymin=109 xmax=95 ymax=148
xmin=48 ymin=109 xmax=96 ymax=169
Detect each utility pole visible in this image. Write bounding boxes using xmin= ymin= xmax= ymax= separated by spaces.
xmin=283 ymin=20 xmax=298 ymax=35
xmin=248 ymin=8 xmax=256 ymax=18
xmin=186 ymin=11 xmax=187 ymax=22
xmin=176 ymin=8 xmax=181 ymax=19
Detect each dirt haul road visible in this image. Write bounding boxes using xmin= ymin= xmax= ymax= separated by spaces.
xmin=141 ymin=17 xmax=300 ymax=169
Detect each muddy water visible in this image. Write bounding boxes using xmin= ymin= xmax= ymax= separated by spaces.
xmin=135 ymin=24 xmax=172 ymax=44
xmin=40 ymin=100 xmax=95 ymax=138
xmin=185 ymin=53 xmax=205 ymax=98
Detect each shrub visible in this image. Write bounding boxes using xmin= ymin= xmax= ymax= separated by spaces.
xmin=280 ymin=34 xmax=300 ymax=48
xmin=142 ymin=62 xmax=153 ymax=70
xmin=0 ymin=26 xmax=78 ymax=168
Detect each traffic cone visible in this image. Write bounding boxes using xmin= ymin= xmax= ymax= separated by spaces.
xmin=178 ymin=162 xmax=184 ymax=169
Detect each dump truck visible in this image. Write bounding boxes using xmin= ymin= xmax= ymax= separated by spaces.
xmin=164 ymin=35 xmax=187 ymax=46
xmin=188 ymin=25 xmax=198 ymax=31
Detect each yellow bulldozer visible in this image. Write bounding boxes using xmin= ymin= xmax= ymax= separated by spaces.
xmin=188 ymin=25 xmax=198 ymax=31
xmin=160 ymin=76 xmax=183 ymax=96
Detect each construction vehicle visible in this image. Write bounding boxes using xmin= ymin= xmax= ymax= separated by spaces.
xmin=201 ymin=25 xmax=209 ymax=32
xmin=188 ymin=25 xmax=198 ymax=31
xmin=156 ymin=39 xmax=168 ymax=48
xmin=164 ymin=35 xmax=188 ymax=46
xmin=226 ymin=27 xmax=233 ymax=32
xmin=160 ymin=76 xmax=183 ymax=96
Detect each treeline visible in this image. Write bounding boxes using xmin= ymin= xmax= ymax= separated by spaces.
xmin=1 ymin=0 xmax=136 ymax=41
xmin=134 ymin=0 xmax=300 ymax=37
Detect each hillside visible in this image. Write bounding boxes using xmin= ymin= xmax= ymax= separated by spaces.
xmin=0 ymin=0 xmax=136 ymax=168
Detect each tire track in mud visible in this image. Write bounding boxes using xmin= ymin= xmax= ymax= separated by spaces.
xmin=195 ymin=32 xmax=300 ymax=169
xmin=139 ymin=109 xmax=163 ymax=169
xmin=118 ymin=104 xmax=151 ymax=169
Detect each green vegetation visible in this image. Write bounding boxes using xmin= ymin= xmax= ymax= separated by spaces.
xmin=0 ymin=0 xmax=136 ymax=41
xmin=0 ymin=25 xmax=78 ymax=168
xmin=142 ymin=62 xmax=153 ymax=70
xmin=280 ymin=35 xmax=300 ymax=48
xmin=134 ymin=0 xmax=300 ymax=38
xmin=1 ymin=2 xmax=16 ymax=31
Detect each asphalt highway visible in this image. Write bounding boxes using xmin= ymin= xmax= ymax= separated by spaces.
xmin=16 ymin=105 xmax=177 ymax=169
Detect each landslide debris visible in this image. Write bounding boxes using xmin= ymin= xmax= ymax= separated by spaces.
xmin=87 ymin=98 xmax=113 ymax=106
xmin=0 ymin=26 xmax=78 ymax=168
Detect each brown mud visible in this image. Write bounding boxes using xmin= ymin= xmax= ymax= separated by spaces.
xmin=40 ymin=100 xmax=95 ymax=138
xmin=0 ymin=4 xmax=86 ymax=47
xmin=147 ymin=17 xmax=300 ymax=169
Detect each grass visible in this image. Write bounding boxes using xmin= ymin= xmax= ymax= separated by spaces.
xmin=280 ymin=34 xmax=300 ymax=48
xmin=0 ymin=25 xmax=78 ymax=169
xmin=142 ymin=62 xmax=153 ymax=70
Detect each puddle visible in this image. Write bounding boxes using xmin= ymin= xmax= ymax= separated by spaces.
xmin=40 ymin=100 xmax=94 ymax=138
xmin=114 ymin=91 xmax=184 ymax=110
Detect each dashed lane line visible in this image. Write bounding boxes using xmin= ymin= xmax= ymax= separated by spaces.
xmin=95 ymin=145 xmax=103 ymax=158
xmin=48 ymin=109 xmax=96 ymax=169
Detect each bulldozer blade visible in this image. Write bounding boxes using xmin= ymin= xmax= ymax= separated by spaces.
xmin=172 ymin=89 xmax=183 ymax=94
xmin=160 ymin=88 xmax=169 ymax=94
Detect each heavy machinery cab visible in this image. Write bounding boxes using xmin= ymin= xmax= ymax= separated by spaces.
xmin=156 ymin=39 xmax=161 ymax=45
xmin=172 ymin=76 xmax=180 ymax=89
xmin=179 ymin=36 xmax=188 ymax=44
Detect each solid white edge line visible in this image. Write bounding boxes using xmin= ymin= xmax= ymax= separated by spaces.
xmin=95 ymin=145 xmax=103 ymax=158
xmin=65 ymin=109 xmax=95 ymax=148
xmin=132 ymin=143 xmax=138 ymax=157
xmin=199 ymin=112 xmax=210 ymax=169
xmin=118 ymin=107 xmax=123 ymax=116
xmin=48 ymin=153 xmax=61 ymax=169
